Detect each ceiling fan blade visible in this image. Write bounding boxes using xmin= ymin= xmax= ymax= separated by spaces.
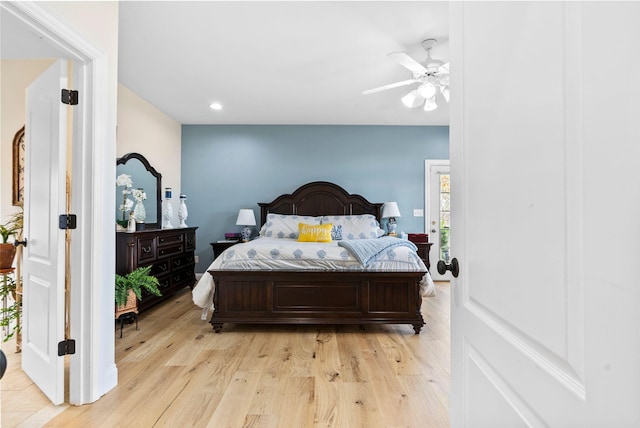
xmin=362 ymin=79 xmax=418 ymax=95
xmin=388 ymin=52 xmax=427 ymax=74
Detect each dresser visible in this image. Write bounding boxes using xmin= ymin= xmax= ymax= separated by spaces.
xmin=116 ymin=227 xmax=197 ymax=312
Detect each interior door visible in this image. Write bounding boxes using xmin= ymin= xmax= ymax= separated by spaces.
xmin=22 ymin=59 xmax=68 ymax=405
xmin=425 ymin=160 xmax=450 ymax=280
xmin=450 ymin=2 xmax=640 ymax=426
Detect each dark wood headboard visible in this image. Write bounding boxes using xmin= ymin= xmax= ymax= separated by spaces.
xmin=258 ymin=181 xmax=383 ymax=226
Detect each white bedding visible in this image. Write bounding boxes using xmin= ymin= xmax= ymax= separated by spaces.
xmin=192 ymin=237 xmax=436 ymax=312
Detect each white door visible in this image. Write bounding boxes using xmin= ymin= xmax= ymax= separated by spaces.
xmin=22 ymin=59 xmax=68 ymax=405
xmin=450 ymin=2 xmax=640 ymax=426
xmin=425 ymin=160 xmax=450 ymax=280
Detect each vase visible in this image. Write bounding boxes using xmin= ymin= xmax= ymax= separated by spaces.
xmin=0 ymin=243 xmax=16 ymax=270
xmin=133 ymin=201 xmax=146 ymax=222
xmin=178 ymin=194 xmax=188 ymax=228
xmin=162 ymin=188 xmax=174 ymax=229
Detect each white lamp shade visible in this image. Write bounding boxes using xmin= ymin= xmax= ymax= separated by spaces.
xmin=423 ymin=96 xmax=438 ymax=111
xmin=235 ymin=209 xmax=256 ymax=226
xmin=382 ymin=202 xmax=401 ymax=218
xmin=401 ymin=89 xmax=425 ymax=108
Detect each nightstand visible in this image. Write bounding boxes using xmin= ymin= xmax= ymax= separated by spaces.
xmin=210 ymin=241 xmax=238 ymax=260
xmin=414 ymin=242 xmax=433 ymax=271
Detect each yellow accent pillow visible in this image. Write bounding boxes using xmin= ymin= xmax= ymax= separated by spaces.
xmin=297 ymin=223 xmax=333 ymax=242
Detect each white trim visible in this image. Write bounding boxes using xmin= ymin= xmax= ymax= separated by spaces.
xmin=1 ymin=1 xmax=116 ymax=404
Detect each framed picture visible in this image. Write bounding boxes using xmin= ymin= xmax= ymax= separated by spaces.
xmin=12 ymin=126 xmax=25 ymax=206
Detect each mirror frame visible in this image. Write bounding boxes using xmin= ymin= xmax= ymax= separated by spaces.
xmin=116 ymin=152 xmax=162 ymax=229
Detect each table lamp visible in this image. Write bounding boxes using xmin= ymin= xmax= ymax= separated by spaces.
xmin=236 ymin=209 xmax=256 ymax=242
xmin=382 ymin=202 xmax=401 ymax=237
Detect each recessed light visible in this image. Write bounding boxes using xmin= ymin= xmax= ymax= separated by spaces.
xmin=209 ymin=102 xmax=223 ymax=111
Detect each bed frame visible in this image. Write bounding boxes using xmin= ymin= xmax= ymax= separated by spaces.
xmin=208 ymin=181 xmax=426 ymax=333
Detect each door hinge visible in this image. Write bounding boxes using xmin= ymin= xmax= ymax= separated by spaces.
xmin=59 ymin=214 xmax=77 ymax=230
xmin=61 ymin=89 xmax=79 ymax=105
xmin=57 ymin=339 xmax=76 ymax=356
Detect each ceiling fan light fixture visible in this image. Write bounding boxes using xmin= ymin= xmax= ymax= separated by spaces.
xmin=417 ymin=82 xmax=437 ymax=99
xmin=401 ymin=90 xmax=424 ymax=108
xmin=423 ymin=96 xmax=438 ymax=112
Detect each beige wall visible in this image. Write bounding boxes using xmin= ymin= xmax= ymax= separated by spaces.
xmin=117 ymin=84 xmax=182 ymax=223
xmin=0 ymin=59 xmax=56 ymax=224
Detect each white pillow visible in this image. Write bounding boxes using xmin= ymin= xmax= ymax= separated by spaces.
xmin=259 ymin=213 xmax=321 ymax=239
xmin=319 ymin=214 xmax=385 ymax=240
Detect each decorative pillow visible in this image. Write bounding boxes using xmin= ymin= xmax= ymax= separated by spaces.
xmin=297 ymin=223 xmax=333 ymax=242
xmin=330 ymin=224 xmax=343 ymax=241
xmin=259 ymin=214 xmax=321 ymax=239
xmin=319 ymin=214 xmax=385 ymax=240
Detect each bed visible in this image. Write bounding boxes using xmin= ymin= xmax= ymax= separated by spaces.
xmin=193 ymin=181 xmax=432 ymax=333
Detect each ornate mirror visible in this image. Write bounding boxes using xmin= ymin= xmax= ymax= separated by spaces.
xmin=116 ymin=153 xmax=162 ymax=229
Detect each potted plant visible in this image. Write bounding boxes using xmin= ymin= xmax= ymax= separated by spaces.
xmin=0 ymin=222 xmax=19 ymax=270
xmin=115 ymin=266 xmax=162 ymax=318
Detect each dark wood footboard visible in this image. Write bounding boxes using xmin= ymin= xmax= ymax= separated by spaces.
xmin=209 ymin=270 xmax=426 ymax=334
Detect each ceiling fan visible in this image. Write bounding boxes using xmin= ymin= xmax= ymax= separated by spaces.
xmin=363 ymin=39 xmax=449 ymax=111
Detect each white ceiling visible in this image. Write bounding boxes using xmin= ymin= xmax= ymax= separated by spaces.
xmin=2 ymin=1 xmax=449 ymax=126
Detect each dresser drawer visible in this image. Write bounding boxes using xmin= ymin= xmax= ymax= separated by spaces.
xmin=158 ymin=243 xmax=183 ymax=259
xmin=137 ymin=237 xmax=156 ymax=263
xmin=171 ymin=267 xmax=195 ymax=287
xmin=148 ymin=259 xmax=170 ymax=276
xmin=172 ymin=252 xmax=195 ymax=270
xmin=157 ymin=232 xmax=183 ymax=246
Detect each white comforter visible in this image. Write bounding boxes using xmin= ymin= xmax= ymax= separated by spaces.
xmin=192 ymin=237 xmax=436 ymax=311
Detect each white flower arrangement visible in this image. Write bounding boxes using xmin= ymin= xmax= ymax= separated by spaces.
xmin=116 ymin=173 xmax=134 ymax=227
xmin=131 ymin=188 xmax=147 ymax=203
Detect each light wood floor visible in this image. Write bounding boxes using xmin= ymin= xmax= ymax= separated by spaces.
xmin=1 ymin=281 xmax=450 ymax=428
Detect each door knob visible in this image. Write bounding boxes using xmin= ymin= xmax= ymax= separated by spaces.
xmin=431 ymin=229 xmax=437 ymax=233
xmin=437 ymin=258 xmax=459 ymax=278
xmin=14 ymin=239 xmax=27 ymax=248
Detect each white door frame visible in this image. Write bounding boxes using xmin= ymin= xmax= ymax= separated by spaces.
xmin=1 ymin=1 xmax=117 ymax=404
xmin=425 ymin=159 xmax=450 ymax=280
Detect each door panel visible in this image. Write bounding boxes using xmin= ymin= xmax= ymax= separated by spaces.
xmin=450 ymin=2 xmax=640 ymax=426
xmin=22 ymin=59 xmax=67 ymax=405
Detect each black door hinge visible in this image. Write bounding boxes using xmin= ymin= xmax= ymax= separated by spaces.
xmin=61 ymin=89 xmax=79 ymax=105
xmin=59 ymin=214 xmax=77 ymax=230
xmin=58 ymin=339 xmax=76 ymax=356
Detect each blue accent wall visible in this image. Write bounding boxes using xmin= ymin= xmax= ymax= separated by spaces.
xmin=181 ymin=125 xmax=449 ymax=271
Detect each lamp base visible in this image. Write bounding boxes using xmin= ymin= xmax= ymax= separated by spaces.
xmin=386 ymin=217 xmax=398 ymax=237
xmin=240 ymin=226 xmax=252 ymax=242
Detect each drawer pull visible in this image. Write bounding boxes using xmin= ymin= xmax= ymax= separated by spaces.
xmin=142 ymin=246 xmax=152 ymax=254
xmin=174 ymin=260 xmax=181 ymax=266
xmin=160 ymin=264 xmax=168 ymax=271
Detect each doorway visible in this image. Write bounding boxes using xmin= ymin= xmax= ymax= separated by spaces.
xmin=425 ymin=159 xmax=450 ymax=280
xmin=0 ymin=1 xmax=116 ymax=404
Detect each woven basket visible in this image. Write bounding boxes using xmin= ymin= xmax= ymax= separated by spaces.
xmin=115 ymin=289 xmax=138 ymax=319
